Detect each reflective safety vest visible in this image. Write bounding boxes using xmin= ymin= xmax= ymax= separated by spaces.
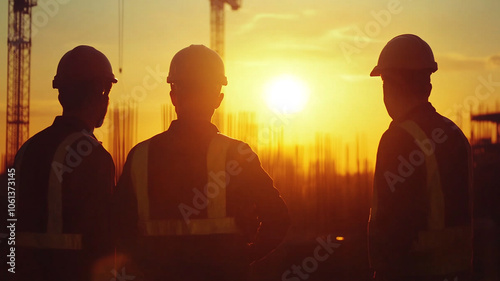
xmin=370 ymin=120 xmax=472 ymax=275
xmin=130 ymin=133 xmax=241 ymax=236
xmin=16 ymin=132 xmax=87 ymax=250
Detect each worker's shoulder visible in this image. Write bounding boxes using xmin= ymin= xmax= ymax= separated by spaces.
xmin=380 ymin=121 xmax=414 ymax=145
xmin=214 ymin=132 xmax=243 ymax=145
xmin=32 ymin=124 xmax=105 ymax=150
xmin=218 ymin=133 xmax=260 ymax=164
xmin=22 ymin=124 xmax=56 ymax=145
xmin=13 ymin=129 xmax=48 ymax=165
xmin=380 ymin=112 xmax=469 ymax=156
xmin=135 ymin=127 xmax=175 ymax=146
xmin=137 ymin=130 xmax=174 ymax=148
xmin=432 ymin=113 xmax=467 ymax=136
xmin=16 ymin=127 xmax=113 ymax=174
xmin=417 ymin=111 xmax=469 ymax=147
xmin=62 ymin=131 xmax=114 ymax=167
xmin=127 ymin=137 xmax=154 ymax=157
xmin=124 ymin=131 xmax=168 ymax=164
xmin=15 ymin=125 xmax=96 ymax=161
xmin=213 ymin=132 xmax=246 ymax=149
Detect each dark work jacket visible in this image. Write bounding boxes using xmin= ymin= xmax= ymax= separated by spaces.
xmin=114 ymin=119 xmax=290 ymax=280
xmin=368 ymin=102 xmax=473 ymax=279
xmin=12 ymin=116 xmax=115 ymax=281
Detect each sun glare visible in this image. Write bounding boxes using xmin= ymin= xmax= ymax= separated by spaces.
xmin=264 ymin=75 xmax=309 ymax=114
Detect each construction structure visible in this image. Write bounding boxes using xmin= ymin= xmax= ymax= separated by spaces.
xmin=471 ymin=112 xmax=500 ymax=146
xmin=470 ymin=111 xmax=500 ymax=215
xmin=470 ymin=111 xmax=500 ymax=280
xmin=210 ymin=0 xmax=241 ymax=59
xmin=5 ymin=0 xmax=37 ymax=167
xmin=109 ymin=103 xmax=138 ymax=181
xmin=471 ymin=111 xmax=500 ymax=194
xmin=209 ymin=0 xmax=241 ymax=130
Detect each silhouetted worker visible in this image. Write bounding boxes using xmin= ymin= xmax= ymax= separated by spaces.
xmin=368 ymin=34 xmax=473 ymax=281
xmin=13 ymin=46 xmax=117 ymax=281
xmin=113 ymin=44 xmax=290 ymax=281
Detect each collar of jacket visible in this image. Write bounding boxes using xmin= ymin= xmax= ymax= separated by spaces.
xmin=391 ymin=102 xmax=436 ymax=125
xmin=168 ymin=119 xmax=219 ymax=135
xmin=52 ymin=115 xmax=97 ymax=139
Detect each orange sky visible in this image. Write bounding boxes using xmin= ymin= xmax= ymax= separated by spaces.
xmin=1 ymin=0 xmax=500 ymax=171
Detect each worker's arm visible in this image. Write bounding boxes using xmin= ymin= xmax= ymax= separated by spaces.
xmin=112 ymin=146 xmax=139 ymax=256
xmin=77 ymin=143 xmax=116 ymax=258
xmin=229 ymin=142 xmax=290 ymax=261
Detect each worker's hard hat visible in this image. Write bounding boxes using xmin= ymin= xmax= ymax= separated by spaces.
xmin=53 ymin=45 xmax=117 ymax=89
xmin=370 ymin=34 xmax=438 ymax=76
xmin=167 ymin=44 xmax=227 ymax=86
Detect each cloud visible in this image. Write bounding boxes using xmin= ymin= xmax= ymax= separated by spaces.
xmin=263 ymin=42 xmax=334 ymax=60
xmin=321 ymin=26 xmax=357 ymax=41
xmin=436 ymin=53 xmax=486 ymax=72
xmin=320 ymin=25 xmax=384 ymax=45
xmin=238 ymin=13 xmax=299 ymax=34
xmin=268 ymin=42 xmax=327 ymax=52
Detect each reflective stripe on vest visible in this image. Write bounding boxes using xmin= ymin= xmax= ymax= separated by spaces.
xmin=370 ymin=121 xmax=445 ymax=228
xmin=17 ymin=132 xmax=85 ymax=250
xmin=131 ymin=133 xmax=240 ymax=236
xmin=399 ymin=120 xmax=445 ymax=230
xmin=399 ymin=120 xmax=472 ymax=274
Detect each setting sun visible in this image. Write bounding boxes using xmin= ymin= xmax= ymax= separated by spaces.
xmin=264 ymin=75 xmax=310 ymax=114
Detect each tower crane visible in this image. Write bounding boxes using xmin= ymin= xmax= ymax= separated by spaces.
xmin=5 ymin=0 xmax=36 ymax=167
xmin=209 ymin=0 xmax=240 ymax=129
xmin=210 ymin=0 xmax=241 ymax=59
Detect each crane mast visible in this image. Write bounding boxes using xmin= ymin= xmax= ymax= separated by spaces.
xmin=209 ymin=0 xmax=241 ymax=129
xmin=6 ymin=0 xmax=36 ymax=167
xmin=210 ymin=0 xmax=241 ymax=59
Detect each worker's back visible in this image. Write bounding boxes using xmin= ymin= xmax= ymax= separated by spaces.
xmin=370 ymin=103 xmax=473 ymax=279
xmin=14 ymin=116 xmax=115 ymax=281
xmin=114 ymin=119 xmax=289 ymax=281
xmin=6 ymin=45 xmax=118 ymax=281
